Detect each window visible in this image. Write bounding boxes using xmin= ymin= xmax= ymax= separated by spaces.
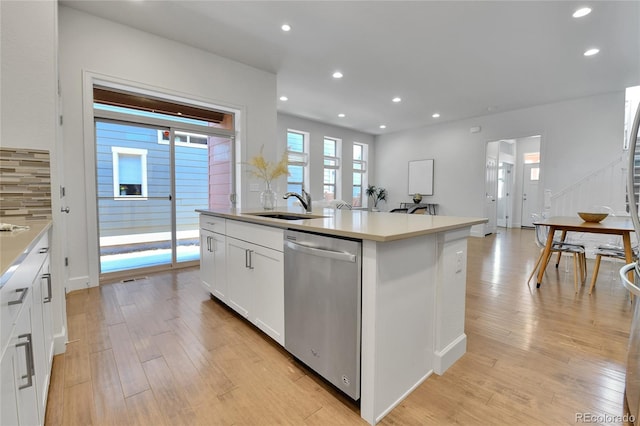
xmin=523 ymin=152 xmax=540 ymax=164
xmin=530 ymin=167 xmax=540 ymax=181
xmin=157 ymin=130 xmax=208 ymax=149
xmin=624 ymin=85 xmax=640 ymax=150
xmin=352 ymin=143 xmax=368 ymax=207
xmin=286 ymin=130 xmax=308 ymax=207
xmin=111 ymin=146 xmax=148 ymax=198
xmin=323 ymin=137 xmax=341 ymax=201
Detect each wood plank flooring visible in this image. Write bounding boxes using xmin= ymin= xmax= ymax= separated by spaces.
xmin=45 ymin=228 xmax=635 ymax=425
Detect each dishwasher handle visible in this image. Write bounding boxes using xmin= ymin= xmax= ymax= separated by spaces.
xmin=285 ymin=240 xmax=357 ymax=263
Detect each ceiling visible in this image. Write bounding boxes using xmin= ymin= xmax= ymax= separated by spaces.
xmin=60 ymin=1 xmax=640 ymax=136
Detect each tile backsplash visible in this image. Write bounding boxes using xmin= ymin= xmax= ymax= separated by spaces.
xmin=0 ymin=148 xmax=52 ymax=221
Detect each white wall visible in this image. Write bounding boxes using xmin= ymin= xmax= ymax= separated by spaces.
xmin=277 ymin=113 xmax=375 ymax=208
xmin=1 ymin=0 xmax=67 ymax=353
xmin=1 ymin=1 xmax=57 ymax=151
xmin=59 ymin=6 xmax=277 ymax=290
xmin=375 ymin=92 xmax=626 ymax=236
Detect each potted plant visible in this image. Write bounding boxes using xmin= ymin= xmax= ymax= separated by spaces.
xmin=366 ymin=185 xmax=387 ymax=211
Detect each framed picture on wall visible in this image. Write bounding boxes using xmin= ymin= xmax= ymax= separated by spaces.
xmin=408 ymin=159 xmax=434 ymax=196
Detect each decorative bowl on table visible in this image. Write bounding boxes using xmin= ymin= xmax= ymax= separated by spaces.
xmin=578 ymin=212 xmax=609 ymax=223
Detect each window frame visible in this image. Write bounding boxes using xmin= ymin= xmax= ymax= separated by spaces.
xmin=352 ymin=142 xmax=368 ymax=208
xmin=286 ymin=129 xmax=309 ymax=207
xmin=323 ymin=137 xmax=341 ymax=202
xmin=157 ymin=129 xmax=208 ymax=149
xmin=111 ymin=146 xmax=148 ymax=200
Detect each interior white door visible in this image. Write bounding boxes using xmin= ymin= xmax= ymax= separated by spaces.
xmin=484 ymin=156 xmax=498 ymax=235
xmin=521 ymin=162 xmax=540 ymax=227
xmin=497 ymin=162 xmax=514 ymax=228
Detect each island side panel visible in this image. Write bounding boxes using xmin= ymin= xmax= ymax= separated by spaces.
xmin=361 ymin=234 xmax=437 ymax=425
xmin=433 ymin=227 xmax=471 ymax=374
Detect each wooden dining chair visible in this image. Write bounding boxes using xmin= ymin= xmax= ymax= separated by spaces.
xmin=527 ymin=214 xmax=587 ymax=292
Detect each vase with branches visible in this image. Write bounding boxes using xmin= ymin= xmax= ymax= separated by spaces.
xmin=246 ymin=146 xmax=289 ymax=210
xmin=366 ymin=185 xmax=387 ymax=211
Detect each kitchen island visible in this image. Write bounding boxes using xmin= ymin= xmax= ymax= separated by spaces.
xmin=197 ymin=208 xmax=486 ymax=425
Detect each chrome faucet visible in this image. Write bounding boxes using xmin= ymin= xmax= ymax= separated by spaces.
xmin=283 ymin=187 xmax=312 ymax=213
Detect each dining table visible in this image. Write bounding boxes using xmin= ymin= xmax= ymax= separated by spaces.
xmin=533 ymin=215 xmax=635 ymax=288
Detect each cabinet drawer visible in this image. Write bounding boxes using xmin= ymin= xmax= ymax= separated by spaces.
xmin=226 ymin=220 xmax=283 ymax=252
xmin=200 ymin=215 xmax=226 ymax=234
xmin=0 ymin=232 xmax=49 ymax=353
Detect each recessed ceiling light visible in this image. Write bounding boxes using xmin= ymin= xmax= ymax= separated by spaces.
xmin=584 ymin=48 xmax=600 ymax=57
xmin=432 ymin=113 xmax=441 ymax=118
xmin=338 ymin=113 xmax=345 ymax=118
xmin=281 ymin=24 xmax=291 ymax=32
xmin=332 ymin=71 xmax=343 ymax=79
xmin=392 ymin=97 xmax=402 ymax=103
xmin=379 ymin=125 xmax=386 ymax=129
xmin=279 ymin=96 xmax=288 ymax=101
xmin=572 ymin=7 xmax=591 ymax=18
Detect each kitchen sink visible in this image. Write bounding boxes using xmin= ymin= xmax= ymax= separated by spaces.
xmin=245 ymin=212 xmax=326 ymax=220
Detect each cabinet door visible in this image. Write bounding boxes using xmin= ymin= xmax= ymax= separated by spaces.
xmin=33 ymin=258 xmax=52 ymax=423
xmin=30 ymin=266 xmax=46 ymax=426
xmin=251 ymin=247 xmax=284 ymax=346
xmin=41 ymin=257 xmax=54 ymax=380
xmin=14 ymin=298 xmax=39 ymax=426
xmin=0 ymin=348 xmax=19 ymax=426
xmin=211 ymin=233 xmax=227 ymax=301
xmin=200 ymin=229 xmax=215 ymax=293
xmin=226 ymin=238 xmax=252 ymax=319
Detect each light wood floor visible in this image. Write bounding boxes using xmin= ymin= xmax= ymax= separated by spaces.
xmin=45 ymin=228 xmax=635 ymax=425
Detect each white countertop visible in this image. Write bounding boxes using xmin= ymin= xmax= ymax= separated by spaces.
xmin=0 ymin=219 xmax=51 ymax=285
xmin=197 ymin=208 xmax=486 ymax=242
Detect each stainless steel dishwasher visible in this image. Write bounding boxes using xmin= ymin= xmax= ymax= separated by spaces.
xmin=284 ymin=229 xmax=362 ymax=400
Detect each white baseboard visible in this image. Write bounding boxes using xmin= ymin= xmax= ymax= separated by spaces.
xmin=375 ymin=370 xmax=433 ymax=424
xmin=470 ymin=228 xmax=485 ymax=238
xmin=434 ymin=333 xmax=467 ymax=375
xmin=53 ymin=327 xmax=67 ymax=355
xmin=67 ymin=275 xmax=95 ymax=292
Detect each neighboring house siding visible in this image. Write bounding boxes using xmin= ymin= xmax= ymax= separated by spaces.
xmin=96 ymin=121 xmax=207 ymax=238
xmin=175 ymin=145 xmax=208 ymax=232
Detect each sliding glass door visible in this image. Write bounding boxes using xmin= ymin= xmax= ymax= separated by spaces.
xmin=96 ymin=118 xmax=232 ymax=276
xmin=96 ymin=120 xmax=174 ymax=274
xmin=173 ymin=129 xmax=212 ymax=264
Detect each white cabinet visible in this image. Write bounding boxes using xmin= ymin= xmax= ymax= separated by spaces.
xmin=226 ymin=238 xmax=253 ymax=319
xmin=199 ymin=216 xmax=227 ymax=301
xmin=32 ymin=256 xmax=53 ymax=421
xmin=0 ymin=340 xmax=19 ymax=426
xmin=1 ymin=288 xmax=39 ymax=426
xmin=251 ymin=245 xmax=284 ymax=345
xmin=199 ymin=215 xmax=284 ymax=346
xmin=200 ymin=229 xmax=227 ymax=301
xmin=0 ymin=228 xmax=51 ymax=426
xmin=226 ymin=237 xmax=284 ymax=345
xmin=41 ymin=257 xmax=54 ymax=377
xmin=200 ymin=229 xmax=215 ymax=293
